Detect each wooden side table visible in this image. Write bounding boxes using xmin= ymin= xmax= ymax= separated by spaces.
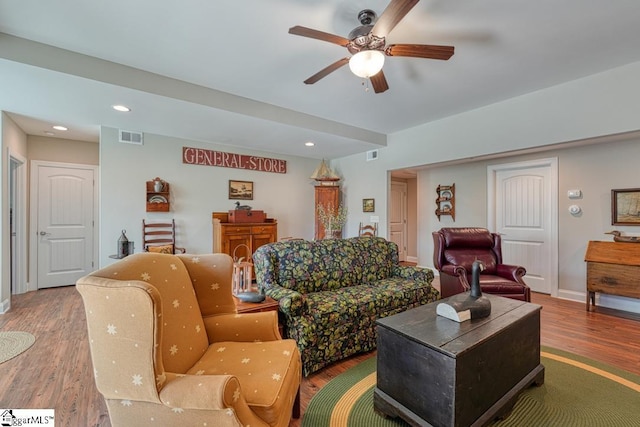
xmin=234 ymin=296 xmax=283 ymax=336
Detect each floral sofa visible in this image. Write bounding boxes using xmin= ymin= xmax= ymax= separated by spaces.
xmin=253 ymin=237 xmax=438 ymax=375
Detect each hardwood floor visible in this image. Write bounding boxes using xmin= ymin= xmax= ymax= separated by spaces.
xmin=1 ymin=286 xmax=638 ymax=427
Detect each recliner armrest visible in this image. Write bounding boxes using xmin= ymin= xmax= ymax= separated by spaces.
xmin=496 ymin=264 xmax=527 ymax=283
xmin=203 ymin=311 xmax=281 ymax=342
xmin=441 ymin=264 xmax=468 ymax=278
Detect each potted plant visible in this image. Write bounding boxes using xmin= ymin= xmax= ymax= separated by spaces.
xmin=317 ymin=203 xmax=348 ymax=238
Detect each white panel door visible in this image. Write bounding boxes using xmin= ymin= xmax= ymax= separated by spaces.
xmin=36 ymin=164 xmax=95 ymax=289
xmin=389 ymin=181 xmax=407 ymax=261
xmin=489 ymin=159 xmax=558 ymax=295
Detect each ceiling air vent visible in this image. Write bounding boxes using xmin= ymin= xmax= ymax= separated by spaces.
xmin=119 ymin=129 xmax=143 ymax=145
xmin=366 ymin=149 xmax=379 ymax=161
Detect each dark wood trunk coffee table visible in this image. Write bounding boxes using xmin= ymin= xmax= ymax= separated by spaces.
xmin=374 ymin=294 xmax=544 ymax=427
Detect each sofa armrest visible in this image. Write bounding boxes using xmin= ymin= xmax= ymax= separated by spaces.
xmin=496 ymin=264 xmax=527 ymax=283
xmin=392 ymin=265 xmax=435 ymax=282
xmin=264 ymin=284 xmax=305 ymax=317
xmin=203 ymin=312 xmax=281 ymax=342
xmin=159 ymin=374 xmax=267 ymax=426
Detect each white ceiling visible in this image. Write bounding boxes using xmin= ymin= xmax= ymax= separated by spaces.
xmin=1 ymin=0 xmax=640 ymax=160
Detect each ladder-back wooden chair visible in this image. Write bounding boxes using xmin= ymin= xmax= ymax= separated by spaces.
xmin=358 ymin=222 xmax=378 ymax=237
xmin=142 ymin=219 xmax=186 ymax=254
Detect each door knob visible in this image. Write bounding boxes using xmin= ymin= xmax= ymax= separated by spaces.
xmin=39 ymin=231 xmax=50 ymax=236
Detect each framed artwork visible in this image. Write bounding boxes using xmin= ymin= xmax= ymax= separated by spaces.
xmin=363 ymin=198 xmax=375 ymax=213
xmin=611 ymin=188 xmax=640 ymax=225
xmin=229 ymin=180 xmax=254 ymax=200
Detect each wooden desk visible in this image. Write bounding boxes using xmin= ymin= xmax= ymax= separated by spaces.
xmin=374 ymin=295 xmax=544 ymax=427
xmin=585 ymin=241 xmax=640 ymax=311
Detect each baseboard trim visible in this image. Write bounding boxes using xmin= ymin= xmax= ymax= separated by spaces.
xmin=0 ymin=298 xmax=11 ymax=314
xmin=556 ymin=289 xmax=640 ymax=314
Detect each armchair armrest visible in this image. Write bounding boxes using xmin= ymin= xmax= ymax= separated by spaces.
xmin=441 ymin=264 xmax=469 ymax=278
xmin=203 ymin=312 xmax=281 ymax=342
xmin=264 ymin=284 xmax=305 ymax=317
xmin=392 ymin=265 xmax=435 ymax=282
xmin=496 ymin=264 xmax=527 ymax=283
xmin=159 ymin=374 xmax=267 ymax=427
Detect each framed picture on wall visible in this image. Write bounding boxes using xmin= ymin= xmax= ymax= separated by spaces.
xmin=611 ymin=188 xmax=640 ymax=225
xmin=229 ymin=180 xmax=254 ymax=200
xmin=363 ymin=198 xmax=375 ymax=213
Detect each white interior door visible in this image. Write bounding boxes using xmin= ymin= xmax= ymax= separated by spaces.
xmin=33 ymin=163 xmax=96 ymax=289
xmin=488 ymin=158 xmax=558 ymax=295
xmin=389 ymin=181 xmax=408 ymax=261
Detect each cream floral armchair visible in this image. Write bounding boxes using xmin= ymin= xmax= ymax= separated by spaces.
xmin=77 ymin=252 xmax=301 ymax=427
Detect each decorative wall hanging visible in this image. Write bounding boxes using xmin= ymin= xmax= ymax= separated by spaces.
xmin=611 ymin=188 xmax=640 ymax=225
xmin=183 ymin=146 xmax=286 ymax=174
xmin=229 ymin=180 xmax=254 ymax=200
xmin=363 ymin=198 xmax=375 ymax=212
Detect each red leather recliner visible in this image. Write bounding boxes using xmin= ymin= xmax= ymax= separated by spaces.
xmin=432 ymin=227 xmax=531 ymax=302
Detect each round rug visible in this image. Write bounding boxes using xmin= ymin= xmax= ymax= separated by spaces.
xmin=302 ymin=347 xmax=640 ymax=427
xmin=0 ymin=331 xmax=36 ymax=364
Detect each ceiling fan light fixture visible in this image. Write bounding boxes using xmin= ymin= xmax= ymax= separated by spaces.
xmin=349 ymin=50 xmax=385 ymax=78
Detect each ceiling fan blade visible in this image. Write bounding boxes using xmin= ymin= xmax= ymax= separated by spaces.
xmin=304 ymin=58 xmax=350 ymax=84
xmin=370 ymin=70 xmax=389 ymax=93
xmin=289 ymin=26 xmax=350 ymax=47
xmin=371 ymin=0 xmax=419 ymax=38
xmin=386 ymin=44 xmax=454 ymax=60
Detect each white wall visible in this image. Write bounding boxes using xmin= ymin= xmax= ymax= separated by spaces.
xmin=1 ymin=112 xmax=27 ymax=311
xmin=99 ymin=127 xmax=319 ymax=266
xmin=333 ymin=61 xmax=640 ymax=313
xmin=27 ymin=135 xmax=98 ymax=165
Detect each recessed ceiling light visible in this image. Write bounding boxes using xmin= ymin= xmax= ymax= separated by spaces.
xmin=44 ymin=131 xmax=55 ymax=136
xmin=112 ymin=105 xmax=131 ymax=112
xmin=305 ymin=141 xmax=315 ymax=147
xmin=52 ymin=125 xmax=68 ymax=131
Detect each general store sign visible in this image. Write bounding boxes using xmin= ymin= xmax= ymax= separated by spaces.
xmin=182 ymin=146 xmax=287 ymax=174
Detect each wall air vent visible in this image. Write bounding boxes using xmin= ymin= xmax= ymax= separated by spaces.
xmin=119 ymin=129 xmax=144 ymax=145
xmin=366 ymin=149 xmax=379 ymax=161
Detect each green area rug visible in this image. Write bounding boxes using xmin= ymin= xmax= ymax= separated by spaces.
xmin=302 ymin=347 xmax=640 ymax=427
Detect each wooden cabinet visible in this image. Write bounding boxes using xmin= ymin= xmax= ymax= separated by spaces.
xmin=435 ymin=183 xmax=455 ymax=221
xmin=585 ymin=240 xmax=640 ymax=311
xmin=315 ymin=185 xmax=341 ymax=239
xmin=212 ymin=212 xmax=277 ymax=261
xmin=146 ymin=177 xmax=170 ymax=212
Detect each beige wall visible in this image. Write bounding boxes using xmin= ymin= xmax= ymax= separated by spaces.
xmin=418 ymin=137 xmax=640 ymax=312
xmin=99 ymin=126 xmax=319 ymax=267
xmin=27 ymin=135 xmax=98 ymax=165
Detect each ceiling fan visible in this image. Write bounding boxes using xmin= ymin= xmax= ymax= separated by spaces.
xmin=289 ymin=0 xmax=454 ymax=93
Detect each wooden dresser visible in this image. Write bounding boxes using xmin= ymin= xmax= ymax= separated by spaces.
xmin=212 ymin=212 xmax=277 ymax=261
xmin=584 ymin=240 xmax=640 ymax=311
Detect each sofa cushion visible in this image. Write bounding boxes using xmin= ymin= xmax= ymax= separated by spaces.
xmin=188 ymin=339 xmax=301 ymax=426
xmin=271 ymin=239 xmax=363 ymax=293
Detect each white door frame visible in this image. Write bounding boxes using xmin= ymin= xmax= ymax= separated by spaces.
xmin=487 ymin=158 xmax=559 ymax=297
xmin=8 ymin=148 xmax=27 ymax=295
xmin=29 ymin=160 xmax=99 ymax=290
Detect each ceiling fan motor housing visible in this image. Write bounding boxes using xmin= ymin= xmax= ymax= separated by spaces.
xmin=347 ymin=9 xmax=385 ymax=54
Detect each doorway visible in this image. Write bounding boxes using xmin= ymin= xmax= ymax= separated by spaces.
xmin=30 ymin=161 xmax=97 ymax=289
xmin=487 ymin=158 xmax=558 ymax=296
xmin=9 ymin=151 xmax=27 ymax=295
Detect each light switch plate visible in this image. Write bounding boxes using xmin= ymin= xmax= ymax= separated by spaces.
xmin=370 ymin=216 xmax=380 ymax=223
xmin=568 ymin=189 xmax=582 ymax=199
